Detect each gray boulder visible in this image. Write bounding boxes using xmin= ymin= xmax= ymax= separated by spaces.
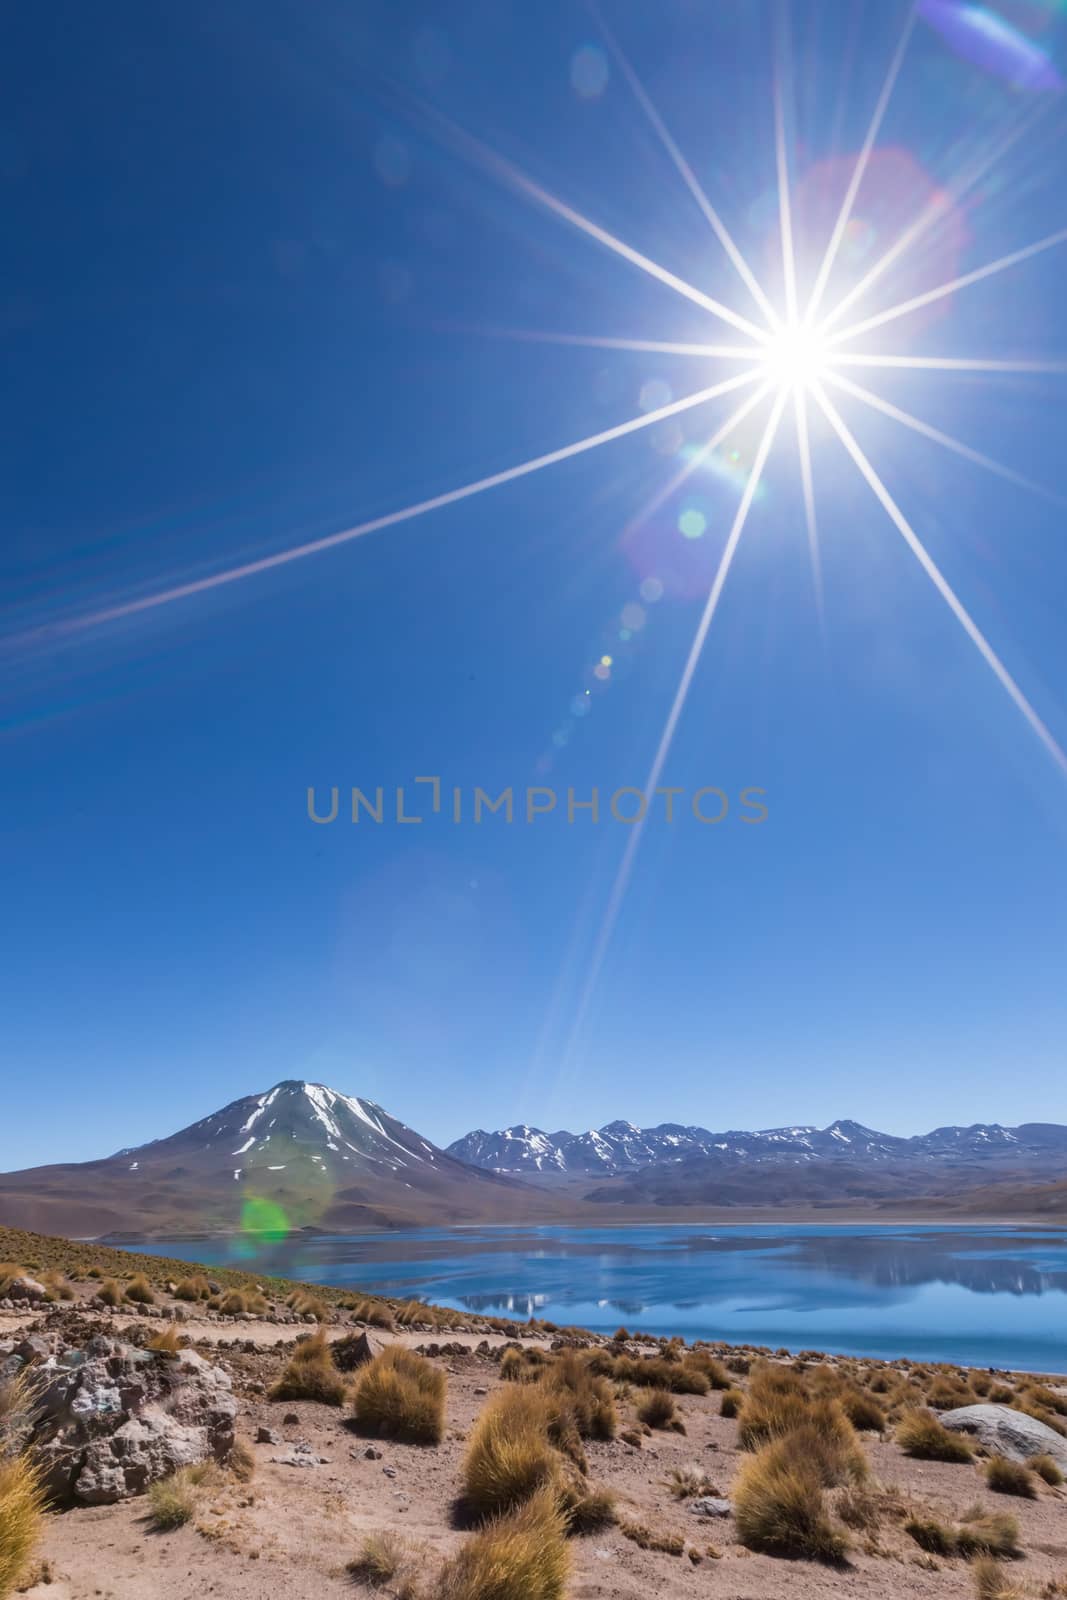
xmin=939 ymin=1403 xmax=1067 ymax=1468
xmin=30 ymin=1336 xmax=237 ymax=1504
xmin=689 ymin=1496 xmax=732 ymax=1518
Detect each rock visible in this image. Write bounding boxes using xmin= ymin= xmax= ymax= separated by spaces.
xmin=283 ymin=1412 xmax=300 ymax=1425
xmin=363 ymin=1446 xmax=382 ymax=1460
xmin=939 ymin=1404 xmax=1067 ymax=1468
xmin=7 ymin=1276 xmax=47 ymax=1303
xmin=270 ymin=1443 xmax=328 ymax=1468
xmin=256 ymin=1426 xmax=278 ymax=1444
xmin=473 ymin=1387 xmax=488 ymax=1396
xmin=689 ymin=1497 xmax=732 ymax=1519
xmin=15 ymin=1335 xmax=53 ymax=1363
xmin=382 ymin=1465 xmax=397 ymax=1478
xmin=331 ymin=1329 xmax=389 ymax=1371
xmin=29 ymin=1338 xmax=237 ymax=1505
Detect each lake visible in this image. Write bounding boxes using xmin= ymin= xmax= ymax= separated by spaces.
xmin=135 ymin=1224 xmax=1067 ymax=1373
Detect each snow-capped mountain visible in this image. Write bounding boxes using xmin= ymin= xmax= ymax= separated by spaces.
xmin=0 ymin=1080 xmax=535 ymax=1239
xmin=446 ymin=1117 xmax=1067 ymax=1178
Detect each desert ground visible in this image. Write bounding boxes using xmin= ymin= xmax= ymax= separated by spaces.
xmin=1 ymin=1228 xmax=1066 ymax=1600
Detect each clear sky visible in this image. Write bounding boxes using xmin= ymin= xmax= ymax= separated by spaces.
xmin=3 ymin=0 xmax=1067 ymax=1169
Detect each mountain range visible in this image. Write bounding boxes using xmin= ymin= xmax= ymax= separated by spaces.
xmin=446 ymin=1117 xmax=1067 ymax=1178
xmin=0 ymin=1083 xmax=1064 ymax=1238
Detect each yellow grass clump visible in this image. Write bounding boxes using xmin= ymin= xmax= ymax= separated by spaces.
xmin=40 ymin=1270 xmax=74 ymax=1302
xmin=435 ymin=1489 xmax=570 ymax=1600
xmin=269 ymin=1330 xmax=348 ymax=1407
xmin=540 ymin=1351 xmax=616 ymax=1442
xmin=461 ymin=1387 xmax=562 ymax=1521
xmin=612 ymin=1354 xmax=708 ymax=1394
xmin=286 ymin=1289 xmax=328 ymax=1320
xmin=351 ymin=1299 xmax=395 ymax=1330
xmin=635 ymin=1388 xmax=684 ymax=1433
xmin=146 ymin=1462 xmax=219 ymax=1530
xmin=971 ymin=1555 xmax=1023 ymax=1600
xmin=1029 ymin=1452 xmax=1064 ymax=1487
xmin=733 ymin=1437 xmax=847 ymax=1563
xmin=0 ymin=1266 xmax=25 ymax=1298
xmin=720 ymin=1387 xmax=744 ymax=1418
xmin=905 ymin=1510 xmax=1020 ymax=1561
xmin=174 ymin=1274 xmax=212 ymax=1301
xmin=146 ymin=1326 xmax=183 ymax=1357
xmin=347 ymin=1530 xmax=411 ymax=1588
xmin=124 ymin=1273 xmax=155 ymax=1304
xmin=896 ymin=1407 xmax=975 ymax=1462
xmin=985 ymin=1456 xmax=1036 ymax=1498
xmin=0 ymin=1456 xmax=44 ymax=1598
xmin=352 ymin=1347 xmax=446 ymax=1445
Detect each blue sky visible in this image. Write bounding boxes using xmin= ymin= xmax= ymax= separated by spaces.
xmin=3 ymin=0 xmax=1067 ymax=1169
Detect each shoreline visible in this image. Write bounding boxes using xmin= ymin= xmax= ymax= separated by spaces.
xmin=110 ymin=1212 xmax=1067 ymax=1244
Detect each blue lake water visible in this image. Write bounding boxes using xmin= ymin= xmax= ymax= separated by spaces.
xmin=135 ymin=1224 xmax=1067 ymax=1373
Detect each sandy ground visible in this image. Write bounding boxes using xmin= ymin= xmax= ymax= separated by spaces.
xmin=6 ymin=1302 xmax=1067 ymax=1600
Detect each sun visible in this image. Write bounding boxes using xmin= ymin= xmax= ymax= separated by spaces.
xmin=760 ymin=319 xmax=830 ymax=391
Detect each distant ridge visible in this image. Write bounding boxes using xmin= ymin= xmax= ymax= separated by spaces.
xmin=446 ymin=1117 xmax=1067 ymax=1185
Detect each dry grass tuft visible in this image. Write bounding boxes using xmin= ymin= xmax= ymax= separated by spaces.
xmin=683 ymin=1350 xmax=732 ymax=1390
xmin=0 ymin=1370 xmax=40 ymax=1460
xmin=270 ymin=1330 xmax=348 ymax=1407
xmin=636 ymin=1388 xmax=684 ymax=1432
xmin=229 ymin=1438 xmax=255 ymax=1483
xmin=147 ymin=1466 xmax=211 ymax=1529
xmin=174 ymin=1274 xmax=212 ymax=1301
xmin=347 ymin=1530 xmax=410 ymax=1588
xmin=461 ymin=1388 xmax=561 ymax=1521
xmin=0 ymin=1455 xmax=44 ymax=1596
xmin=986 ymin=1456 xmax=1036 ymax=1498
xmin=837 ymin=1386 xmax=886 ymax=1433
xmin=351 ymin=1299 xmax=395 ymax=1330
xmin=972 ymin=1555 xmax=1023 ymax=1600
xmin=286 ymin=1289 xmax=328 ymax=1321
xmin=499 ymin=1346 xmax=549 ymax=1384
xmin=40 ymin=1270 xmax=75 ymax=1302
xmin=147 ymin=1326 xmax=183 ymax=1357
xmin=540 ymin=1351 xmax=616 ymax=1442
xmin=435 ymin=1488 xmax=570 ymax=1600
xmin=125 ymin=1273 xmax=155 ymax=1304
xmin=666 ymin=1464 xmax=720 ymax=1500
xmin=733 ymin=1437 xmax=847 ymax=1563
xmin=1029 ymin=1452 xmax=1064 ymax=1487
xmin=905 ymin=1516 xmax=957 ymax=1557
xmin=618 ymin=1522 xmax=686 ymax=1556
xmin=557 ymin=1478 xmax=616 ymax=1534
xmin=0 ymin=1266 xmax=25 ymax=1298
xmin=906 ymin=1510 xmax=1021 ymax=1561
xmin=955 ymin=1512 xmax=1021 ymax=1560
xmin=96 ymin=1277 xmax=123 ymax=1306
xmin=720 ymin=1387 xmax=744 ymax=1418
xmin=352 ymin=1347 xmax=447 ymax=1446
xmin=613 ymin=1354 xmax=708 ymax=1395
xmin=897 ymin=1408 xmax=975 ymax=1462
xmin=214 ymin=1288 xmax=268 ymax=1316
